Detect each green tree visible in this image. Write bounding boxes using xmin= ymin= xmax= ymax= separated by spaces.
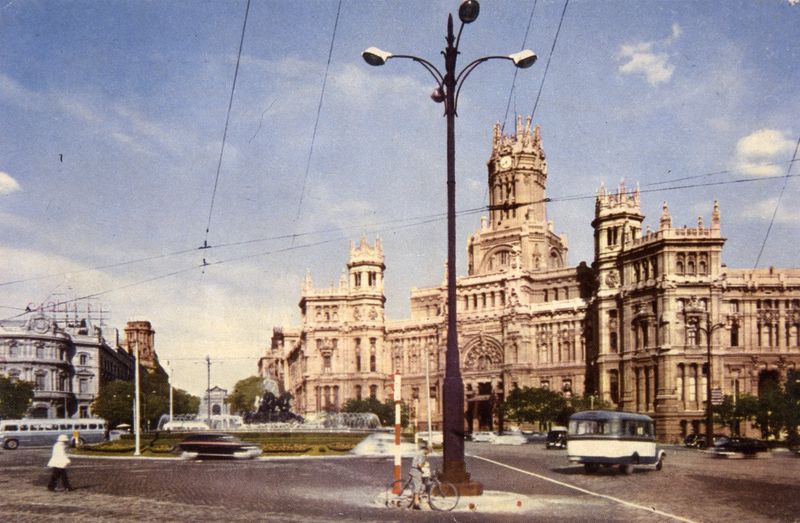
xmin=0 ymin=376 xmax=35 ymax=419
xmin=783 ymin=370 xmax=800 ymax=448
xmin=713 ymin=393 xmax=758 ymax=436
xmin=228 ymin=376 xmax=265 ymax=415
xmin=567 ymin=394 xmax=612 ymax=414
xmin=92 ymin=371 xmax=200 ymax=430
xmin=502 ymin=386 xmax=568 ymax=429
xmin=341 ymin=397 xmax=409 ymax=428
xmin=754 ymin=382 xmax=784 ymax=440
xmin=91 ymin=380 xmax=134 ymax=428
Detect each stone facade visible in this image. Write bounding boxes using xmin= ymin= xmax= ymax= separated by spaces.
xmin=0 ymin=315 xmax=134 ymax=418
xmin=260 ymin=116 xmax=800 ymax=442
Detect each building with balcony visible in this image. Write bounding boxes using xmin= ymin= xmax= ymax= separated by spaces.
xmin=259 ymin=116 xmax=800 ymax=442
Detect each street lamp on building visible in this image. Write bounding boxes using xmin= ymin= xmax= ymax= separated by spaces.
xmin=683 ymin=297 xmax=727 ymax=446
xmin=363 ymin=0 xmax=536 ymax=494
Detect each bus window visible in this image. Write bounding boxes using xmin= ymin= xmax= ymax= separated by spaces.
xmin=89 ymin=424 xmax=97 ymax=429
xmin=79 ymin=424 xmax=88 ymax=430
xmin=20 ymin=425 xmax=28 ymax=431
xmin=5 ymin=425 xmax=19 ymax=431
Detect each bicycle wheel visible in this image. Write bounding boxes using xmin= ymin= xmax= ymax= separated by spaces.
xmin=428 ymin=480 xmax=459 ymax=511
xmin=384 ymin=479 xmax=414 ymax=509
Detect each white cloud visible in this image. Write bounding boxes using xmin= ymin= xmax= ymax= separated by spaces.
xmin=617 ymin=25 xmax=681 ymax=86
xmin=734 ymin=128 xmax=796 ymax=176
xmin=741 ymin=197 xmax=800 ymax=224
xmin=0 ymin=171 xmax=21 ymax=194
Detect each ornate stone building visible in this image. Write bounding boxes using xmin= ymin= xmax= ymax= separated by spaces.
xmin=260 ymin=116 xmax=800 ymax=442
xmin=0 ymin=314 xmax=134 ymax=418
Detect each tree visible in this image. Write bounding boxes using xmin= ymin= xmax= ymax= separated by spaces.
xmin=754 ymin=381 xmax=784 ymax=440
xmin=0 ymin=376 xmax=35 ymax=419
xmin=783 ymin=370 xmax=800 ymax=448
xmin=341 ymin=397 xmax=410 ymax=428
xmin=228 ymin=376 xmax=265 ymax=415
xmin=713 ymin=393 xmax=758 ymax=436
xmin=92 ymin=371 xmax=200 ymax=430
xmin=91 ymin=380 xmax=134 ymax=428
xmin=502 ymin=386 xmax=569 ymax=429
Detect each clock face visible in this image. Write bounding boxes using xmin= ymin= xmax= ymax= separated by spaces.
xmin=499 ymin=156 xmax=512 ymax=169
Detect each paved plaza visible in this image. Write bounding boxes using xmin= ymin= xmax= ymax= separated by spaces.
xmin=1 ymin=442 xmax=799 ymax=522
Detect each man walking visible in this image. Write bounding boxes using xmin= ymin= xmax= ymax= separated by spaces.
xmin=47 ymin=434 xmax=73 ymax=492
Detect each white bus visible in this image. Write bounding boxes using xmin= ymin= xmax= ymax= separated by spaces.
xmin=566 ymin=410 xmax=665 ymax=475
xmin=0 ymin=418 xmax=107 ymax=449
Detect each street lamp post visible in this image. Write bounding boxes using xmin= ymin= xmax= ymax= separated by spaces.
xmin=684 ymin=297 xmax=727 ymax=446
xmin=363 ymin=0 xmax=536 ymax=494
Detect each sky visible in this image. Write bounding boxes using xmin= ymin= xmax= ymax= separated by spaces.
xmin=1 ymin=0 xmax=798 ymax=397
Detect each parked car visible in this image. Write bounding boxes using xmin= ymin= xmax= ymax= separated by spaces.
xmin=546 ymin=427 xmax=568 ymax=449
xmin=470 ymin=431 xmax=498 ymax=443
xmin=713 ymin=437 xmax=769 ymax=455
xmin=491 ymin=432 xmax=528 ymax=445
xmin=176 ymin=433 xmax=262 ymax=460
xmin=684 ymin=434 xmax=701 ymax=447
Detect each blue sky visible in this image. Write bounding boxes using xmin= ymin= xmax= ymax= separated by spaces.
xmin=1 ymin=0 xmax=798 ymax=396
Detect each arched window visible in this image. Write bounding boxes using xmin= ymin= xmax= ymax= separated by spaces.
xmin=79 ymin=354 xmax=88 ymax=365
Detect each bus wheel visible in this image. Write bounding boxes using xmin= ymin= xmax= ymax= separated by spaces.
xmin=584 ymin=463 xmax=599 ymax=474
xmin=620 ymin=463 xmax=634 ymax=475
xmin=4 ymin=439 xmax=19 ymax=450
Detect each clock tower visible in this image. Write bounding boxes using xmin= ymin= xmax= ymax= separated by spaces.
xmin=467 ymin=115 xmax=568 ymax=276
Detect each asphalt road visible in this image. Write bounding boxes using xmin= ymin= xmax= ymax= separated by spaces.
xmin=1 ymin=441 xmax=798 ymax=522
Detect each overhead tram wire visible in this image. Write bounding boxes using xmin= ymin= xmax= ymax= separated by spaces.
xmin=501 ymin=0 xmax=538 ymax=132
xmin=531 ymin=0 xmax=569 ymax=119
xmin=753 ymin=135 xmax=800 ymax=268
xmin=3 ymin=161 xmax=797 ymax=291
xmin=291 ymin=0 xmax=342 ymax=246
xmin=202 ymin=0 xmax=252 ymax=252
xmin=3 ymin=170 xmax=797 ymax=320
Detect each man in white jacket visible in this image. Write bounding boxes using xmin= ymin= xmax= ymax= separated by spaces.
xmin=47 ymin=434 xmax=73 ymax=491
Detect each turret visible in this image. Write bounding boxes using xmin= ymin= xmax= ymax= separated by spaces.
xmin=348 ymin=235 xmax=385 ymax=296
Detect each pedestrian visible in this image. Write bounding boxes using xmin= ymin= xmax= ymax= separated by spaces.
xmin=47 ymin=434 xmax=73 ymax=492
xmin=409 ymin=443 xmax=431 ymax=510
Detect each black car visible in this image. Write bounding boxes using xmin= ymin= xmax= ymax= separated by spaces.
xmin=713 ymin=437 xmax=769 ymax=455
xmin=545 ymin=427 xmax=567 ymax=449
xmin=691 ymin=434 xmax=729 ymax=449
xmin=176 ymin=433 xmax=262 ymax=460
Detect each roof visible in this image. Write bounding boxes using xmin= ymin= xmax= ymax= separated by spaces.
xmin=568 ymin=410 xmax=654 ymax=422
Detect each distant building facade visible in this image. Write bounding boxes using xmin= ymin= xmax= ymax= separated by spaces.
xmin=0 ymin=314 xmax=134 ymax=418
xmin=260 ymin=116 xmax=800 ymax=442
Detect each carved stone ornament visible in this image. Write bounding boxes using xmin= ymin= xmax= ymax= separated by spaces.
xmin=604 ymin=270 xmax=619 ymax=288
xmin=369 ymin=307 xmax=378 ymax=321
xmin=353 ymin=307 xmax=361 ymax=321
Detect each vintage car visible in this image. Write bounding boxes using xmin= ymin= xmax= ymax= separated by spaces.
xmin=176 ymin=433 xmax=262 ymax=460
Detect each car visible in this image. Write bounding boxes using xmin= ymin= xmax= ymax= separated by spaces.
xmin=176 ymin=433 xmax=262 ymax=460
xmin=470 ymin=431 xmax=497 ymax=443
xmin=693 ymin=434 xmax=730 ymax=449
xmin=491 ymin=432 xmax=528 ymax=445
xmin=713 ymin=437 xmax=769 ymax=455
xmin=414 ymin=431 xmax=443 ymax=447
xmin=522 ymin=431 xmax=546 ymax=443
xmin=546 ymin=427 xmax=568 ymax=449
xmin=684 ymin=434 xmax=700 ymax=447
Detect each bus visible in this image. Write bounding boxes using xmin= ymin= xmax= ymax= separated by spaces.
xmin=566 ymin=410 xmax=665 ymax=475
xmin=0 ymin=418 xmax=107 ymax=449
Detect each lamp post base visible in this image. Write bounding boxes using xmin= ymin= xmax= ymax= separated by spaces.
xmin=440 ymin=460 xmax=484 ymax=496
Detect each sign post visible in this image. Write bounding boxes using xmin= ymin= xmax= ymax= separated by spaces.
xmin=393 ymin=372 xmax=402 ymax=494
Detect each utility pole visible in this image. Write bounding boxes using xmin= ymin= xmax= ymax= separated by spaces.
xmin=134 ymin=342 xmax=141 ymax=456
xmin=167 ymin=360 xmax=174 ymax=426
xmin=206 ymin=355 xmax=211 ymax=427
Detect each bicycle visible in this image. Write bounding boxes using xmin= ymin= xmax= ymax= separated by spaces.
xmin=384 ymin=471 xmax=459 ymax=511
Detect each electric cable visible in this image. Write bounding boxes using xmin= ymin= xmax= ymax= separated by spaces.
xmin=752 ymin=135 xmax=800 ymax=268
xmin=531 ymin=0 xmax=569 ymax=119
xmin=291 ymin=0 xmax=342 ymax=242
xmin=203 ymin=0 xmax=251 ymax=249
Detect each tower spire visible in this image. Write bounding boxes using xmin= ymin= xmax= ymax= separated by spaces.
xmin=659 ymin=201 xmax=672 ymax=230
